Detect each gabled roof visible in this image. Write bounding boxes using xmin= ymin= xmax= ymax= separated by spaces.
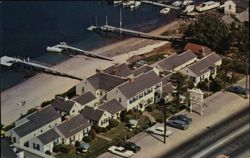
xmin=13 ymin=106 xmax=60 ymax=137
xmin=103 ymin=63 xmax=133 ymax=77
xmin=184 ymin=43 xmax=212 ymax=56
xmin=51 ymin=97 xmax=76 ymax=113
xmin=118 ymin=71 xmax=161 ymax=99
xmin=55 ymin=114 xmax=90 ymax=139
xmin=87 ymin=73 xmax=126 ymax=91
xmin=81 ymin=106 xmax=105 ymax=122
xmin=37 ymin=128 xmax=60 ymax=145
xmin=156 ymin=50 xmax=197 ymax=71
xmin=188 ymin=53 xmax=222 ymax=76
xmin=98 ymin=99 xmax=124 ymax=115
xmin=163 ymin=83 xmax=174 ymax=94
xmin=74 ymin=91 xmax=96 ymax=106
xmin=132 ymin=65 xmax=153 ymax=77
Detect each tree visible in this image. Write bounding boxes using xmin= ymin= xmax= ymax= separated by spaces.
xmin=184 ymin=13 xmax=231 ymax=53
xmin=120 ymin=110 xmax=127 ymax=122
xmin=45 ymin=150 xmax=51 ymax=155
xmin=109 ymin=119 xmax=119 ymax=128
xmin=83 ymin=136 xmax=92 ymax=143
xmin=88 ymin=129 xmax=96 ymax=140
xmin=209 ymin=80 xmax=222 ymax=92
xmin=197 ymin=80 xmax=209 ymax=91
xmin=75 ymin=141 xmax=80 ymax=148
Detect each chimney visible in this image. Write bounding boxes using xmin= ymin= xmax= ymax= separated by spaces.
xmin=159 ymin=71 xmax=165 ymax=78
xmin=201 ymin=47 xmax=205 ymax=57
xmin=96 ymin=69 xmax=103 ymax=74
xmin=127 ymin=77 xmax=135 ymax=83
xmin=112 ymin=68 xmax=117 ymax=75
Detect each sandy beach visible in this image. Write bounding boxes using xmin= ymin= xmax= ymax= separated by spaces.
xmin=1 ymin=19 xmax=185 ymax=125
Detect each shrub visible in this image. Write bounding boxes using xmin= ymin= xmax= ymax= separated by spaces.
xmin=93 ymin=125 xmax=101 ymax=133
xmin=45 ymin=150 xmax=51 ymax=155
xmin=83 ymin=136 xmax=92 ymax=143
xmin=156 ymin=118 xmax=164 ymax=123
xmin=106 ymin=125 xmax=112 ymax=130
xmin=53 ymin=145 xmax=61 ymax=153
xmin=146 ymin=106 xmax=153 ymax=112
xmin=74 ymin=141 xmax=80 ymax=148
xmin=124 ymin=116 xmax=130 ymax=124
xmin=89 ymin=129 xmax=96 ymax=140
xmin=120 ymin=110 xmax=127 ymax=122
xmin=109 ymin=119 xmax=119 ymax=128
xmin=60 ymin=146 xmax=69 ymax=153
xmin=209 ymin=80 xmax=222 ymax=92
xmin=100 ymin=127 xmax=107 ymax=133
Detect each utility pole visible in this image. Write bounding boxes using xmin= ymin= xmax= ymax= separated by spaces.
xmin=95 ymin=16 xmax=98 ymax=27
xmin=119 ymin=8 xmax=122 ymax=35
xmin=159 ymin=98 xmax=167 ymax=144
xmin=245 ymin=52 xmax=249 ymax=98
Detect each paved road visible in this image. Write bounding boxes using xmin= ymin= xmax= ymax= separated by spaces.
xmin=205 ymin=129 xmax=250 ymax=158
xmin=160 ymin=107 xmax=250 ymax=158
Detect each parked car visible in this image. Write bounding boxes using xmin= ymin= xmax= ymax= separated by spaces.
xmin=169 ymin=114 xmax=192 ymax=124
xmin=146 ymin=126 xmax=172 ymax=136
xmin=108 ymin=146 xmax=134 ymax=158
xmin=226 ymin=86 xmax=248 ymax=95
xmin=166 ymin=119 xmax=189 ymax=130
xmin=121 ymin=141 xmax=141 ymax=153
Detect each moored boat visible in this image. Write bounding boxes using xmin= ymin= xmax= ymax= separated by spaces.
xmin=113 ymin=0 xmax=122 ymax=6
xmin=172 ymin=1 xmax=182 ymax=7
xmin=160 ymin=7 xmax=171 ymax=14
xmin=195 ymin=1 xmax=220 ymax=12
xmin=183 ymin=4 xmax=195 ymax=13
xmin=130 ymin=1 xmax=141 ymax=10
xmin=123 ymin=0 xmax=135 ymax=8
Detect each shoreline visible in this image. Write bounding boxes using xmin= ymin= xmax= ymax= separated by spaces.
xmin=1 ymin=18 xmax=185 ymax=125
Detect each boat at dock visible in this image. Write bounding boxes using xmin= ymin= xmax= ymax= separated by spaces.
xmin=182 ymin=0 xmax=194 ymax=7
xmin=123 ymin=0 xmax=135 ymax=8
xmin=160 ymin=7 xmax=171 ymax=14
xmin=171 ymin=1 xmax=182 ymax=7
xmin=130 ymin=1 xmax=141 ymax=10
xmin=195 ymin=1 xmax=220 ymax=12
xmin=113 ymin=0 xmax=123 ymax=6
xmin=183 ymin=5 xmax=195 ymax=13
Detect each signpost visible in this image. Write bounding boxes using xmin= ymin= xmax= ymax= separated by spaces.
xmin=188 ymin=88 xmax=204 ymax=116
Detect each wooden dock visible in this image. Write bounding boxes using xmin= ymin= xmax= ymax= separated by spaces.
xmin=1 ymin=56 xmax=82 ymax=80
xmin=141 ymin=0 xmax=181 ymax=10
xmin=96 ymin=25 xmax=183 ymax=41
xmin=48 ymin=43 xmax=113 ymax=61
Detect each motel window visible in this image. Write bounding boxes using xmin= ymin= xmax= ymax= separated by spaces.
xmin=119 ymin=97 xmax=122 ymax=103
xmin=13 ymin=137 xmax=16 ymax=143
xmin=229 ymin=5 xmax=231 ymax=10
xmin=82 ymin=87 xmax=84 ymax=93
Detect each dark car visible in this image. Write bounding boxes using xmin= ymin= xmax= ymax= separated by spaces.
xmin=121 ymin=141 xmax=141 ymax=153
xmin=166 ymin=119 xmax=189 ymax=130
xmin=226 ymin=86 xmax=248 ymax=95
xmin=169 ymin=114 xmax=192 ymax=124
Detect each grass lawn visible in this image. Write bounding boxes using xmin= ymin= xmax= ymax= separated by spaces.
xmin=56 ymin=138 xmax=111 ymax=158
xmin=102 ymin=123 xmax=134 ymax=141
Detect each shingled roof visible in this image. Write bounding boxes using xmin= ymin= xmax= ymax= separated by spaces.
xmin=81 ymin=106 xmax=105 ymax=122
xmin=37 ymin=128 xmax=60 ymax=145
xmin=132 ymin=65 xmax=153 ymax=77
xmin=118 ymin=71 xmax=161 ymax=99
xmin=51 ymin=97 xmax=76 ymax=113
xmin=98 ymin=99 xmax=124 ymax=115
xmin=55 ymin=114 xmax=90 ymax=139
xmin=156 ymin=50 xmax=197 ymax=71
xmin=87 ymin=73 xmax=126 ymax=91
xmin=74 ymin=91 xmax=96 ymax=106
xmin=103 ymin=63 xmax=133 ymax=77
xmin=13 ymin=105 xmax=60 ymax=137
xmin=184 ymin=43 xmax=212 ymax=57
xmin=188 ymin=53 xmax=222 ymax=76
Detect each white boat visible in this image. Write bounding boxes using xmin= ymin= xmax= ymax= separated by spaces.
xmin=182 ymin=0 xmax=194 ymax=6
xmin=113 ymin=0 xmax=122 ymax=6
xmin=108 ymin=146 xmax=134 ymax=158
xmin=123 ymin=0 xmax=135 ymax=8
xmin=195 ymin=1 xmax=220 ymax=12
xmin=183 ymin=4 xmax=195 ymax=13
xmin=172 ymin=1 xmax=182 ymax=7
xmin=130 ymin=1 xmax=141 ymax=10
xmin=46 ymin=46 xmax=63 ymax=53
xmin=160 ymin=7 xmax=171 ymax=14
